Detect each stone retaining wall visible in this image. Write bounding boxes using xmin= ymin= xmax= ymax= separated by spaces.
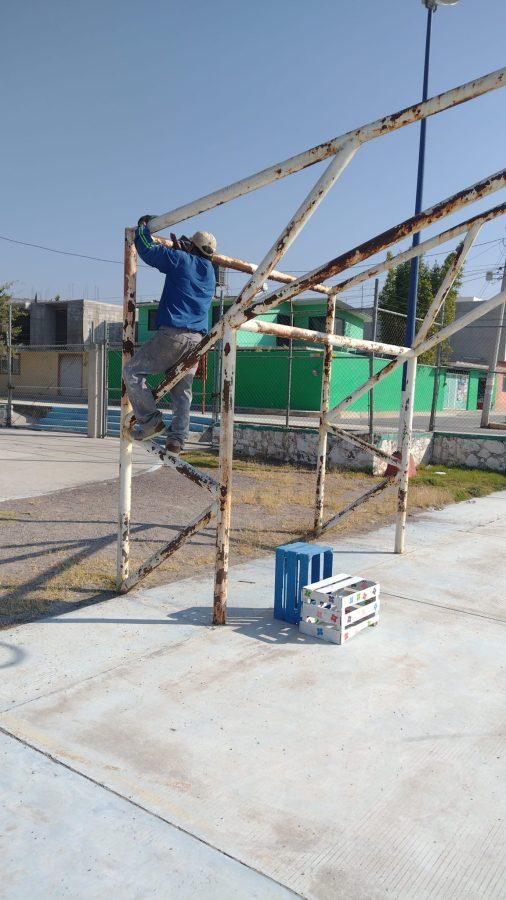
xmin=432 ymin=433 xmax=506 ymax=473
xmin=228 ymin=424 xmax=432 ymax=473
xmin=225 ymin=424 xmax=506 ymax=474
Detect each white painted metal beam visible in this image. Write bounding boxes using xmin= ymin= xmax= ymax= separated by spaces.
xmin=147 ymin=68 xmax=505 ymax=233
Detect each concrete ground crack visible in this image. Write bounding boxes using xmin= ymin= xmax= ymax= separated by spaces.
xmin=0 ymin=724 xmax=301 ymax=898
xmin=383 ymin=590 xmax=505 ymax=624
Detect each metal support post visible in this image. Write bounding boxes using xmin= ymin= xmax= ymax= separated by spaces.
xmin=87 ymin=343 xmax=99 ymax=438
xmin=314 ymin=294 xmax=336 ymax=532
xmin=395 ymin=357 xmax=418 ymax=553
xmin=116 ymin=228 xmax=137 ymax=589
xmin=102 ymin=323 xmax=109 ymax=437
xmin=429 ymin=341 xmax=442 ymax=432
xmin=213 ymin=323 xmax=237 ymax=625
xmin=481 ymin=262 xmax=506 ymax=427
xmin=368 ymin=279 xmax=379 ymax=442
xmin=6 ymin=303 xmax=13 ymax=427
xmin=285 ymin=301 xmax=294 ymax=428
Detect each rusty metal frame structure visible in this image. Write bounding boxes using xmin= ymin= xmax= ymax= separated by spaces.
xmin=118 ymin=66 xmax=506 ymax=624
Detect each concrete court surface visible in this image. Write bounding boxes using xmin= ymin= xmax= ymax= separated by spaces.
xmin=1 ymin=494 xmax=505 ymax=898
xmin=0 ymin=429 xmax=156 ymax=501
xmin=235 ymin=409 xmax=506 ymax=437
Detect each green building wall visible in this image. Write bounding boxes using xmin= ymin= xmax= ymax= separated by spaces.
xmin=111 ymin=303 xmax=486 ymax=415
xmin=136 ymin=300 xmax=366 ymax=348
xmin=109 ymin=346 xmax=484 ymax=415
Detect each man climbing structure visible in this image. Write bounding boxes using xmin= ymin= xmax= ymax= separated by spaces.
xmin=124 ymin=216 xmax=217 ymax=454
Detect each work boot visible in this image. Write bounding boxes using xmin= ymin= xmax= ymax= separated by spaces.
xmin=165 ymin=434 xmax=183 ymax=456
xmin=133 ymin=419 xmax=166 ymax=442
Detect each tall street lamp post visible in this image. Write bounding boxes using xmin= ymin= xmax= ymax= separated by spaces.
xmin=404 ymin=0 xmax=460 ymax=383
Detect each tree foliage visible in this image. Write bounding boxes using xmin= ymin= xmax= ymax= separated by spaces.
xmin=378 ymin=247 xmax=463 ymax=364
xmin=0 ymin=283 xmax=28 ymax=345
xmin=0 ymin=283 xmax=13 ymax=345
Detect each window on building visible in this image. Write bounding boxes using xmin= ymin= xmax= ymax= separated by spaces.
xmin=211 ymin=302 xmax=233 ymax=327
xmin=148 ymin=309 xmax=157 ymax=331
xmin=54 ymin=307 xmax=67 ymax=345
xmin=13 ymin=310 xmax=30 ymax=345
xmin=276 ymin=313 xmax=290 ymax=347
xmin=308 ymin=315 xmax=344 ymax=336
xmin=0 ymin=355 xmax=20 ymax=375
xmin=503 ymin=375 xmax=506 ymax=392
xmin=308 ymin=315 xmax=326 ymax=334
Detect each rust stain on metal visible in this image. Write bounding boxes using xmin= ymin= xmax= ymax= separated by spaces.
xmin=222 ymin=379 xmax=231 ymax=410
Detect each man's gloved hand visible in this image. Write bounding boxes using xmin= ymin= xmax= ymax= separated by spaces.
xmin=137 ymin=215 xmax=157 ymax=227
xmin=169 ymin=232 xmax=181 ymax=250
xmin=179 ymin=235 xmax=193 ymax=252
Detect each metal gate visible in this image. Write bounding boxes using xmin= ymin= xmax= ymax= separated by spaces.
xmin=0 ymin=345 xmax=89 ymax=432
xmin=443 ymin=371 xmax=468 ymax=410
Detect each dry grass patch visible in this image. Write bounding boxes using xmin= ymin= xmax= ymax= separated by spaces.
xmin=1 ymin=451 xmax=504 ymax=627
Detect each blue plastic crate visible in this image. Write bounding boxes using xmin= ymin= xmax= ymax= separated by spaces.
xmin=274 ymin=542 xmax=333 ymax=625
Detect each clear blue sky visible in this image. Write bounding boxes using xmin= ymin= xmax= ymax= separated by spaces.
xmin=2 ymin=0 xmax=505 ymax=306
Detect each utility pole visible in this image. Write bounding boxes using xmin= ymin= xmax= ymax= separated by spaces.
xmin=480 ymin=261 xmax=506 ymax=428
xmin=6 ymin=302 xmax=13 ymax=427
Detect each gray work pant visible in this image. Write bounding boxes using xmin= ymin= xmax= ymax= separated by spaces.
xmin=123 ymin=326 xmax=201 ymax=445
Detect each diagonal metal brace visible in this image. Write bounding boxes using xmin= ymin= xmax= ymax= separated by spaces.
xmin=145 ymin=439 xmax=218 ymax=494
xmin=316 ymin=478 xmax=394 ymax=536
xmin=121 ymin=501 xmax=217 ymax=593
xmin=325 ymin=421 xmax=399 ymax=467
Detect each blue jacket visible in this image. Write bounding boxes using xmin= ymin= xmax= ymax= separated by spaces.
xmin=135 ymin=224 xmax=216 ymax=334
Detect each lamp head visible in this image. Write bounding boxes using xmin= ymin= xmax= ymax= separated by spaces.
xmin=422 ymin=0 xmax=459 ymax=8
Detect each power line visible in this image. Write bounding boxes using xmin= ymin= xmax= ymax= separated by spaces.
xmin=1 ymin=232 xmax=504 ymax=269
xmin=0 ymin=234 xmax=123 ymax=265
